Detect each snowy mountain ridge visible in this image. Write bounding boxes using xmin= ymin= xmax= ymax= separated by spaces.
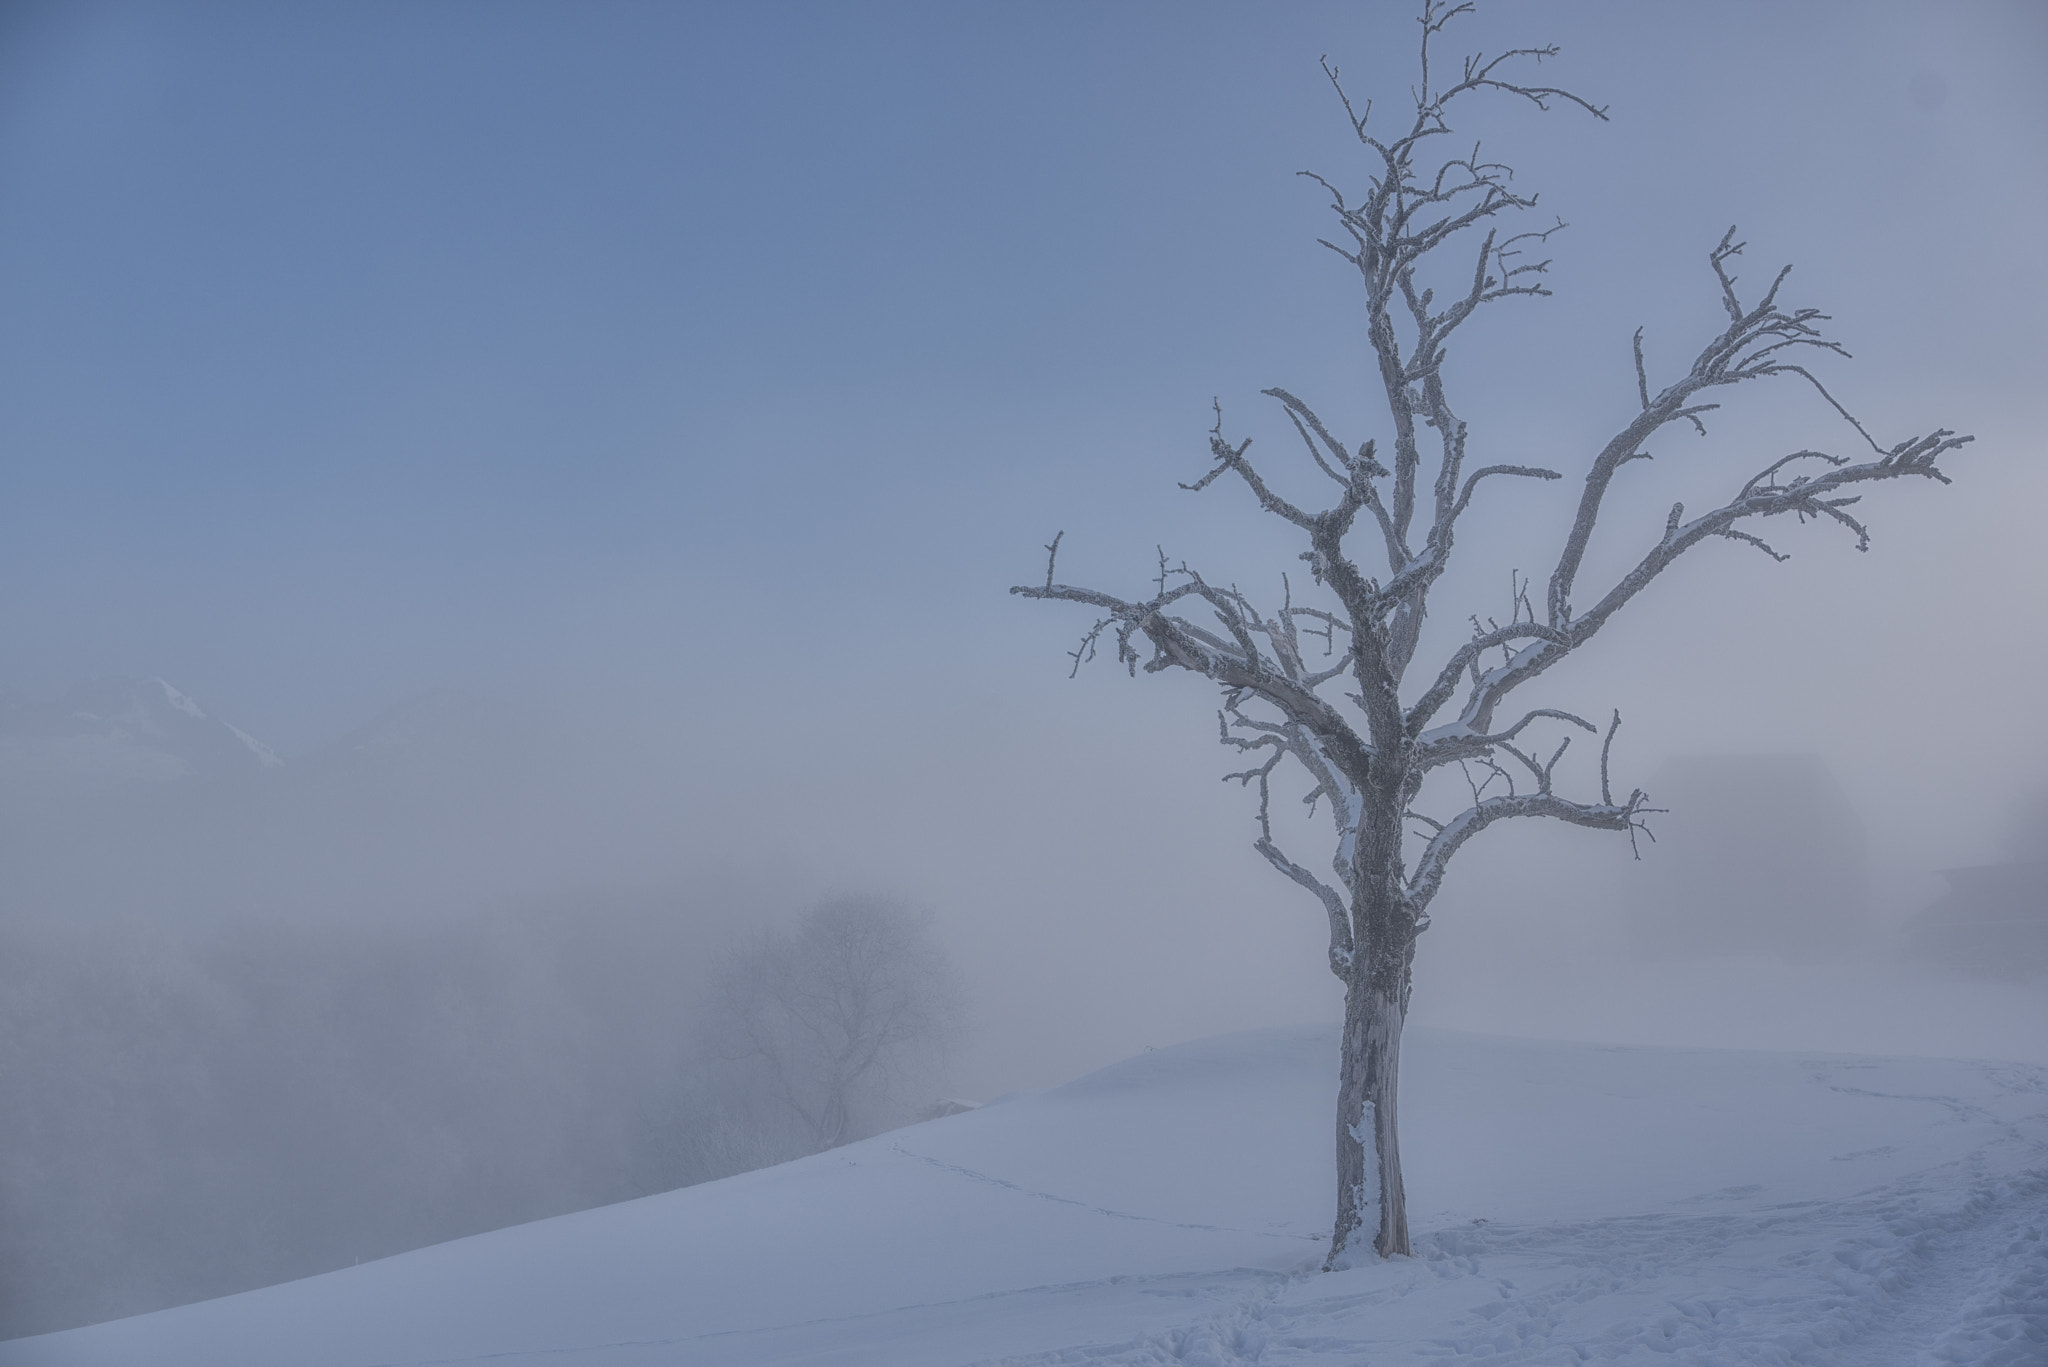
xmin=4 ymin=1025 xmax=2042 ymax=1366
xmin=0 ymin=679 xmax=534 ymax=795
xmin=0 ymin=676 xmax=281 ymax=788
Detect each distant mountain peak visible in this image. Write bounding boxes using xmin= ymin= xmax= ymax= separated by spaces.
xmin=152 ymin=677 xmax=208 ymax=722
xmin=0 ymin=676 xmax=285 ymax=788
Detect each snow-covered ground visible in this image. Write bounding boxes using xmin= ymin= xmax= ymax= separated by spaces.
xmin=6 ymin=1025 xmax=2043 ymax=1366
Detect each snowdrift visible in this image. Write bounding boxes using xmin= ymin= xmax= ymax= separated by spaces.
xmin=6 ymin=1026 xmax=2043 ymax=1365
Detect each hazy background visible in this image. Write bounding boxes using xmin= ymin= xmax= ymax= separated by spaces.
xmin=2 ymin=0 xmax=2044 ymax=1338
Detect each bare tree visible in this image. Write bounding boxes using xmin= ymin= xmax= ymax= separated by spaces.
xmin=1014 ymin=1 xmax=1970 ymax=1265
xmin=713 ymin=897 xmax=962 ymax=1153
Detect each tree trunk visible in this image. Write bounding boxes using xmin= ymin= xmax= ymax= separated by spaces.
xmin=1329 ymin=967 xmax=1410 ymax=1264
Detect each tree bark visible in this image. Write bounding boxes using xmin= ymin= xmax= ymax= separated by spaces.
xmin=1364 ymin=980 xmax=1409 ymax=1258
xmin=1330 ymin=970 xmax=1410 ymax=1264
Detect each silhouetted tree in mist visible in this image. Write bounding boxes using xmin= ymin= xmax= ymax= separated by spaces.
xmin=1017 ymin=0 xmax=1973 ymax=1263
xmin=712 ymin=897 xmax=963 ymax=1152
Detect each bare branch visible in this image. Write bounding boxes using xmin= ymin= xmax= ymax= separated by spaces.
xmin=1185 ymin=402 xmax=1317 ymax=531
xmin=1566 ymin=426 xmax=1970 ymax=645
xmin=1255 ymin=835 xmax=1356 ymax=977
xmin=1414 ymin=704 xmax=1594 ymax=772
xmin=1449 ymin=462 xmax=1562 ymax=524
xmin=1717 ymin=527 xmax=1789 ymax=561
xmin=1548 ymin=228 xmax=1889 ymax=631
xmin=1597 ymin=710 xmax=1621 ymax=806
xmin=1220 ymin=721 xmax=1288 ymax=836
xmin=1408 ymin=787 xmax=1651 ymax=911
xmin=1013 ymin=564 xmax=1376 ymax=788
xmin=1263 ymin=387 xmax=1400 ymax=568
xmin=1403 ymin=619 xmax=1565 ymax=737
xmin=1062 ymin=618 xmax=1109 ymax=678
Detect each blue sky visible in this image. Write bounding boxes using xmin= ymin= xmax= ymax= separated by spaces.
xmin=4 ymin=2 xmax=2045 ymax=1079
xmin=6 ymin=0 xmax=2037 ymax=746
xmin=1 ymin=1 xmax=1354 ymax=740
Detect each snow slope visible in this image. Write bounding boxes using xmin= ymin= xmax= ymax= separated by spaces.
xmin=5 ymin=1026 xmax=2043 ymax=1366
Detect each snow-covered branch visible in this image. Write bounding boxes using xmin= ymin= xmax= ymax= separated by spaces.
xmin=1407 ymin=786 xmax=1651 ymax=913
xmin=1255 ymin=835 xmax=1356 ymax=976
xmin=1011 ymin=568 xmax=1374 ymax=787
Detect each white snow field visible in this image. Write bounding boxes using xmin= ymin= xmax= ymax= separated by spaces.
xmin=5 ymin=1026 xmax=2044 ymax=1366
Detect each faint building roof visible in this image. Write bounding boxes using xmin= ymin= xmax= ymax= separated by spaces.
xmin=1622 ymin=753 xmax=1868 ymax=963
xmin=1906 ymin=861 xmax=2048 ymax=979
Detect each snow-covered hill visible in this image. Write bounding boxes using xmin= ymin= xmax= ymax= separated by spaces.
xmin=3 ymin=1026 xmax=2042 ymax=1366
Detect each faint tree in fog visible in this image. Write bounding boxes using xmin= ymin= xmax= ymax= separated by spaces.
xmin=1016 ymin=0 xmax=1972 ymax=1264
xmin=713 ymin=897 xmax=962 ymax=1152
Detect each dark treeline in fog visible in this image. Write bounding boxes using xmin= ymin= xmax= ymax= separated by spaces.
xmin=0 ymin=680 xmax=962 ymax=1339
xmin=3 ymin=905 xmax=689 ymax=1335
xmin=0 ymin=899 xmax=959 ymax=1338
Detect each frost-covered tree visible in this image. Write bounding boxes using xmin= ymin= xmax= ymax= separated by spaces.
xmin=1014 ymin=2 xmax=1971 ymax=1264
xmin=713 ymin=897 xmax=962 ymax=1152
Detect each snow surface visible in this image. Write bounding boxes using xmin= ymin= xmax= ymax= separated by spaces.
xmin=5 ymin=1026 xmax=2043 ymax=1366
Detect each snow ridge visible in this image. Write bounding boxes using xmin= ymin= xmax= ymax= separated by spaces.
xmin=4 ymin=1028 xmax=2041 ymax=1367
